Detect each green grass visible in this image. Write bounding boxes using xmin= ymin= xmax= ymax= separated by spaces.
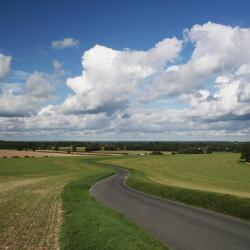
xmin=99 ymin=153 xmax=250 ymax=220
xmin=61 ymin=170 xmax=166 ymax=250
xmin=0 ymin=157 xmax=166 ymax=249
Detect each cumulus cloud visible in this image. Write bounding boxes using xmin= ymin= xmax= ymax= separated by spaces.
xmin=62 ymin=37 xmax=182 ymax=115
xmin=178 ymin=64 xmax=250 ymax=127
xmin=26 ymin=72 xmax=54 ymax=98
xmin=0 ymin=54 xmax=11 ymax=80
xmin=144 ymin=22 xmax=250 ymax=100
xmin=51 ymin=37 xmax=80 ymax=49
xmin=0 ymin=60 xmax=65 ymax=117
xmin=1 ymin=22 xmax=250 ymax=140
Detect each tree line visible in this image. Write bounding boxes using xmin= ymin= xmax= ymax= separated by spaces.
xmin=0 ymin=140 xmax=246 ymax=154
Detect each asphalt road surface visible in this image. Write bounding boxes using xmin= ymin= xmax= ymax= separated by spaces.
xmin=90 ymin=164 xmax=250 ymax=250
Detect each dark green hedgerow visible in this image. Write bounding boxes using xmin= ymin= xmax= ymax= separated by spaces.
xmin=126 ymin=170 xmax=250 ymax=220
xmin=60 ymin=168 xmax=167 ymax=250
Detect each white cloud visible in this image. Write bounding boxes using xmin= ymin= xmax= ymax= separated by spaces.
xmin=26 ymin=72 xmax=54 ymax=98
xmin=62 ymin=37 xmax=182 ymax=114
xmin=143 ymin=22 xmax=250 ymax=100
xmin=51 ymin=37 xmax=80 ymax=49
xmin=185 ymin=66 xmax=250 ymax=121
xmin=1 ymin=22 xmax=250 ymax=140
xmin=0 ymin=54 xmax=11 ymax=80
xmin=0 ymin=61 xmax=65 ymax=117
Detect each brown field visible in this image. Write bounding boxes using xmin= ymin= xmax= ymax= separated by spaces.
xmin=0 ymin=150 xmax=78 ymax=158
xmin=0 ymin=157 xmax=93 ymax=249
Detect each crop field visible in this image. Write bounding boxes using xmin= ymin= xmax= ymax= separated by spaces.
xmin=101 ymin=153 xmax=250 ymax=197
xmin=0 ymin=157 xmax=166 ymax=250
xmin=98 ymin=153 xmax=250 ymax=219
xmin=0 ymin=150 xmax=77 ymax=158
xmin=0 ymin=157 xmax=89 ymax=249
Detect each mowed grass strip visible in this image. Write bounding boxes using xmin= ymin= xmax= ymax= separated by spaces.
xmin=0 ymin=157 xmax=167 ymax=250
xmin=61 ymin=171 xmax=167 ymax=250
xmin=99 ymin=153 xmax=250 ymax=220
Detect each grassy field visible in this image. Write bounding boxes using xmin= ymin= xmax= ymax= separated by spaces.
xmin=99 ymin=153 xmax=250 ymax=219
xmin=100 ymin=153 xmax=250 ymax=197
xmin=0 ymin=157 xmax=166 ymax=249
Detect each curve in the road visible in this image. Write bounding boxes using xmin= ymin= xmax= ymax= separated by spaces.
xmin=90 ymin=163 xmax=250 ymax=250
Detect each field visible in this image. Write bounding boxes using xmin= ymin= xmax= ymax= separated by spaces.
xmin=0 ymin=157 xmax=166 ymax=250
xmin=1 ymin=152 xmax=249 ymax=249
xmin=101 ymin=153 xmax=250 ymax=197
xmin=99 ymin=153 xmax=250 ymax=219
xmin=0 ymin=150 xmax=77 ymax=158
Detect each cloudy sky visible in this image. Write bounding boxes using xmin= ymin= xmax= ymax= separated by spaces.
xmin=1 ymin=0 xmax=250 ymax=141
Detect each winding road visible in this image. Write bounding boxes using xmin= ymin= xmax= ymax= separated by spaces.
xmin=90 ymin=163 xmax=250 ymax=250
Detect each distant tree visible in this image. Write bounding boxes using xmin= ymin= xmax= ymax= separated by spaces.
xmin=72 ymin=145 xmax=77 ymax=152
xmin=103 ymin=145 xmax=117 ymax=151
xmin=53 ymin=145 xmax=59 ymax=151
xmin=85 ymin=145 xmax=101 ymax=152
xmin=241 ymin=143 xmax=250 ymax=162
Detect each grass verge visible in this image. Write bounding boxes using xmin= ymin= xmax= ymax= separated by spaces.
xmin=60 ymin=168 xmax=167 ymax=250
xmin=127 ymin=169 xmax=250 ymax=220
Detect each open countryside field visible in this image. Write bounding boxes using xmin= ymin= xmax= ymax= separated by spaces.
xmin=0 ymin=150 xmax=78 ymax=158
xmin=0 ymin=157 xmax=166 ymax=250
xmin=100 ymin=153 xmax=250 ymax=198
xmin=98 ymin=153 xmax=250 ymax=220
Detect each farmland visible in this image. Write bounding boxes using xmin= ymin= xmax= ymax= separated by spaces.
xmin=0 ymin=157 xmax=166 ymax=250
xmin=0 ymin=149 xmax=78 ymax=158
xmin=99 ymin=153 xmax=250 ymax=219
xmin=100 ymin=153 xmax=250 ymax=197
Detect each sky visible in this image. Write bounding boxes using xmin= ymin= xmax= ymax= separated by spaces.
xmin=0 ymin=0 xmax=250 ymax=141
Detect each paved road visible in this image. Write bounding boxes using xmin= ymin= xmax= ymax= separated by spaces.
xmin=90 ymin=164 xmax=250 ymax=250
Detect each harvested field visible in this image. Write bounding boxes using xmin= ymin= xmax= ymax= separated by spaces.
xmin=0 ymin=150 xmax=77 ymax=158
xmin=0 ymin=157 xmax=88 ymax=249
xmin=0 ymin=156 xmax=165 ymax=250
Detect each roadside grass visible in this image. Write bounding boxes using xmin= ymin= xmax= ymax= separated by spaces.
xmin=127 ymin=170 xmax=250 ymax=220
xmin=0 ymin=156 xmax=167 ymax=249
xmin=98 ymin=153 xmax=250 ymax=220
xmin=61 ymin=170 xmax=167 ymax=250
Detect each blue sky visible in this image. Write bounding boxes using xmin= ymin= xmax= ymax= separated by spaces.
xmin=0 ymin=0 xmax=250 ymax=140
xmin=2 ymin=0 xmax=250 ymax=74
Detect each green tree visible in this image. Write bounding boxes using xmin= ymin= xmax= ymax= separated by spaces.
xmin=241 ymin=143 xmax=250 ymax=162
xmin=72 ymin=145 xmax=77 ymax=152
